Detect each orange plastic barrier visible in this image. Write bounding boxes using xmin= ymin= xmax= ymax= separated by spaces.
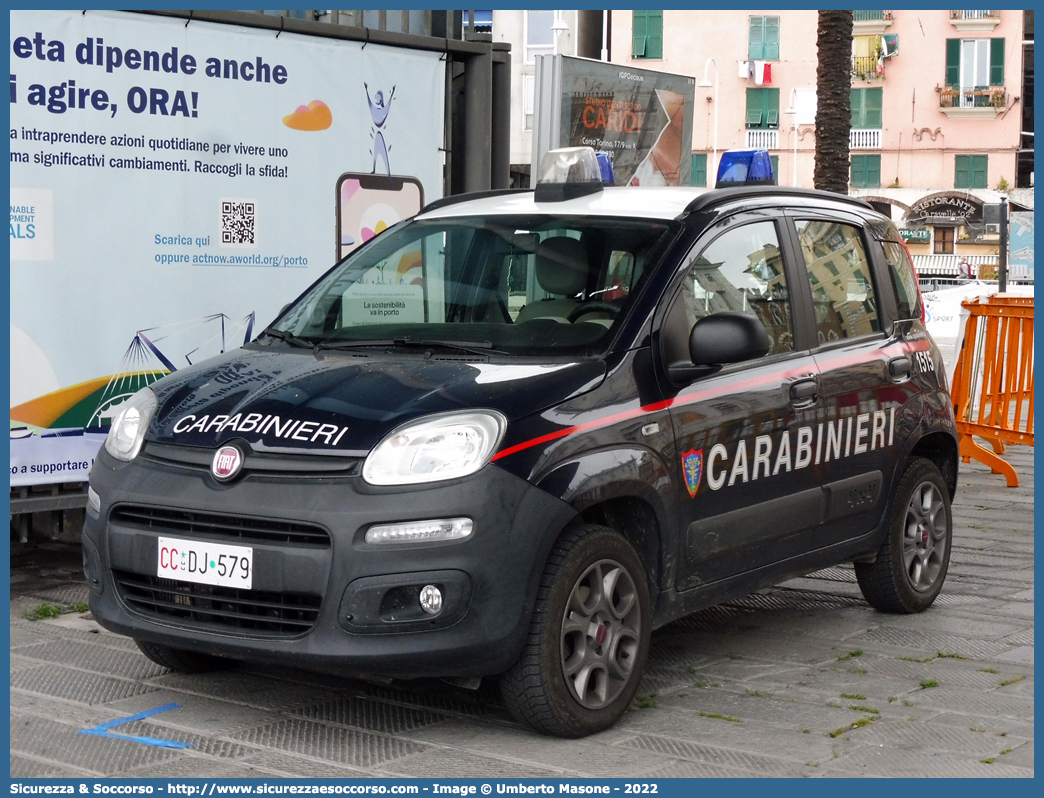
xmin=950 ymin=294 xmax=1034 ymax=486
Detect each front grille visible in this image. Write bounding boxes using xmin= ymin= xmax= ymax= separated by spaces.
xmin=110 ymin=504 xmax=330 ymax=548
xmin=113 ymin=570 xmax=321 ymax=636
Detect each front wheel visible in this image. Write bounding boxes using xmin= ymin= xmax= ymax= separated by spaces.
xmin=499 ymin=525 xmax=651 ymax=737
xmin=855 ymin=457 xmax=953 ymax=613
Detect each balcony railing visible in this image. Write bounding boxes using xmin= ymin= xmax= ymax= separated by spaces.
xmin=939 ymin=88 xmax=1006 ymax=108
xmin=950 ymin=10 xmax=997 ymax=20
xmin=850 ymin=129 xmax=882 ymax=149
xmin=746 ymin=129 xmax=779 ymax=150
xmin=853 ymin=10 xmax=890 ymax=21
xmin=852 ymin=55 xmax=882 ymax=80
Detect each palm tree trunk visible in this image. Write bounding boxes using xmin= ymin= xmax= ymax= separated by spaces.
xmin=814 ymin=11 xmax=853 ymax=194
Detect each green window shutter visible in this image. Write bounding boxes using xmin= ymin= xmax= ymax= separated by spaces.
xmin=945 ymin=38 xmax=960 ymax=86
xmin=990 ymin=38 xmax=1004 ymax=85
xmin=971 ymin=154 xmax=988 ymax=188
xmin=765 ymin=16 xmax=780 ymax=60
xmin=865 ymin=154 xmax=881 ymax=187
xmin=746 ymin=88 xmax=762 ymax=127
xmin=955 ymin=154 xmax=971 ymax=189
xmin=865 ymin=88 xmax=883 ymax=129
xmin=770 ymin=155 xmax=779 ymax=184
xmin=749 ymin=16 xmax=764 ymax=59
xmin=851 ymin=155 xmax=866 ymax=188
xmin=647 ymin=11 xmax=663 ymax=59
xmin=691 ymin=153 xmax=707 ymax=187
xmin=850 ymin=88 xmax=863 ymax=128
xmin=632 ymin=11 xmax=647 ymax=58
xmin=766 ymin=89 xmax=779 ymax=128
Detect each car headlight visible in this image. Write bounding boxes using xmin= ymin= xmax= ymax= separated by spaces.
xmin=104 ymin=387 xmax=158 ymax=462
xmin=362 ymin=410 xmax=507 ymax=486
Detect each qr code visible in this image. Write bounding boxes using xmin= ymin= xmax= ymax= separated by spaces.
xmin=220 ymin=199 xmax=256 ymax=247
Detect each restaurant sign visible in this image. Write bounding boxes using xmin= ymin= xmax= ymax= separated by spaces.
xmin=906 ymin=194 xmax=983 ymax=226
xmin=899 ymin=228 xmax=930 ymax=242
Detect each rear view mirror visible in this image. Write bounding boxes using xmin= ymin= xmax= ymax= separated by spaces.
xmin=689 ymin=312 xmax=770 ymax=366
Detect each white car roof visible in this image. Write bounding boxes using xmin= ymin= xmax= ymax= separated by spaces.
xmin=417 ymin=186 xmax=712 ymax=222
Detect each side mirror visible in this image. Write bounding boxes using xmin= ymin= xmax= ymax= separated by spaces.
xmin=689 ymin=312 xmax=770 ymax=366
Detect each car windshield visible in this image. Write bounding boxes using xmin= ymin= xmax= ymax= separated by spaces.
xmin=268 ymin=214 xmax=678 ymax=357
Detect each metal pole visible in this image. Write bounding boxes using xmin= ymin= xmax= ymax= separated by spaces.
xmin=601 ymin=11 xmax=608 ymax=61
xmin=463 ymin=48 xmax=492 ymax=192
xmin=712 ymin=66 xmax=718 ymax=180
xmin=490 ymin=48 xmax=511 ymax=189
xmin=998 ymin=196 xmax=1008 ymax=292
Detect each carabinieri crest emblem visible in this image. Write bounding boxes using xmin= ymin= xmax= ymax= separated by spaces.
xmin=681 ymin=448 xmax=703 ymax=498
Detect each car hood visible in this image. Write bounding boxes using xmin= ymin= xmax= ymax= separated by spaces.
xmin=147 ymin=347 xmax=606 ymax=454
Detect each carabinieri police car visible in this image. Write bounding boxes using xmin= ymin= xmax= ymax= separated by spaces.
xmin=84 ymin=147 xmax=957 ymax=737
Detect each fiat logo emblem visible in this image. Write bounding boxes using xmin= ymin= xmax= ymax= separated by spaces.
xmin=211 ymin=445 xmax=243 ymax=481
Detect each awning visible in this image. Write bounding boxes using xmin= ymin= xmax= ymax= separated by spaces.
xmin=913 ymin=254 xmax=998 ymax=276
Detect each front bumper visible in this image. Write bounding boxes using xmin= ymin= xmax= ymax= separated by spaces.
xmin=84 ymin=447 xmax=575 ymax=678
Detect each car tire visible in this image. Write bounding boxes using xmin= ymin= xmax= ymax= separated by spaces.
xmin=855 ymin=457 xmax=952 ymax=613
xmin=135 ymin=640 xmax=230 ymax=673
xmin=499 ymin=524 xmax=651 ymax=737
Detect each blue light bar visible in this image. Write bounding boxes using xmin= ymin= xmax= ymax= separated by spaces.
xmin=716 ymin=148 xmax=775 ymax=188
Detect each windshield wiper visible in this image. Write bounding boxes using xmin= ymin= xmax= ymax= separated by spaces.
xmin=260 ymin=327 xmax=314 ymax=349
xmin=393 ymin=337 xmax=507 ymax=356
xmin=316 ymin=337 xmax=506 ymax=357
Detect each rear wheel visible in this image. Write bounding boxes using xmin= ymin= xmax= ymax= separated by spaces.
xmin=855 ymin=457 xmax=952 ymax=613
xmin=500 ymin=524 xmax=651 ymax=737
xmin=135 ymin=640 xmax=230 ymax=673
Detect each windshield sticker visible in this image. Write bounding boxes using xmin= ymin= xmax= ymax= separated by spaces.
xmin=171 ymin=413 xmax=348 ymax=446
xmin=342 ymin=284 xmax=424 ymax=325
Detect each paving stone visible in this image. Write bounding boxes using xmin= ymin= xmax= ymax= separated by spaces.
xmin=819 ymin=744 xmax=1032 ymax=778
xmin=991 ymin=646 xmax=1034 ymax=666
xmin=404 ymin=720 xmax=679 ymax=777
xmin=148 ymin=671 xmax=341 ymax=712
xmin=857 ymin=717 xmax=1029 ymax=757
xmin=290 ymin=695 xmax=449 ymax=734
xmin=236 ymin=751 xmax=376 ymax=777
xmin=118 ymin=756 xmax=275 ymax=778
xmin=10 ymin=712 xmax=182 ymax=776
xmin=230 ymin=717 xmax=428 ymax=769
xmin=383 ymin=748 xmax=565 ymax=778
xmin=11 ymin=665 xmax=158 ymax=705
xmin=16 ymin=639 xmax=169 ymax=681
xmin=102 ymin=690 xmax=284 ymax=736
xmin=620 ymin=733 xmax=806 ymax=776
xmin=10 ymin=752 xmax=97 ymax=778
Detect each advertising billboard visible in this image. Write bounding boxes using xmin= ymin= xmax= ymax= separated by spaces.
xmin=533 ymin=55 xmax=695 ymax=187
xmin=9 ymin=10 xmax=446 ymax=486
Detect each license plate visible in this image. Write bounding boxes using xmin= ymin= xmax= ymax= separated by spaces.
xmin=157 ymin=536 xmax=253 ymax=589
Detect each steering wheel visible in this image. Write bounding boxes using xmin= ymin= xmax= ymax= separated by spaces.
xmin=567 ymin=301 xmax=621 ymax=323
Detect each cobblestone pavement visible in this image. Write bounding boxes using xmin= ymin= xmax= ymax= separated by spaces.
xmin=10 ymin=451 xmax=1033 ymax=778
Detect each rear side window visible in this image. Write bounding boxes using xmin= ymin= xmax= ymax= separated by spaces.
xmin=882 ymin=240 xmax=922 ymax=320
xmin=794 ymin=220 xmax=881 ymax=342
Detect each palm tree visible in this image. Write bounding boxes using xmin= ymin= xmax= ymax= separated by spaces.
xmin=814 ymin=11 xmax=853 ymax=194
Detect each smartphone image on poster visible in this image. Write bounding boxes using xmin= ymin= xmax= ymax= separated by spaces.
xmin=336 ymin=173 xmax=424 ymax=260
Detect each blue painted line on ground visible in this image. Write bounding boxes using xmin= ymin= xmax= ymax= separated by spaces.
xmin=77 ymin=702 xmax=194 ymax=749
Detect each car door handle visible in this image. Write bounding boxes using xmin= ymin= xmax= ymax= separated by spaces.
xmin=889 ymin=356 xmax=912 ymax=378
xmin=789 ymin=378 xmax=818 ymax=406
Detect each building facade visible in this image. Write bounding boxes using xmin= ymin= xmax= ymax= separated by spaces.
xmin=608 ymin=9 xmax=1029 ymax=279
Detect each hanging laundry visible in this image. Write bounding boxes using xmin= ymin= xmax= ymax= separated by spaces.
xmin=763 ymin=62 xmax=772 ymax=84
xmin=876 ymin=39 xmax=885 ymax=76
xmin=738 ymin=60 xmax=750 ymax=79
xmin=754 ymin=61 xmax=766 ymax=85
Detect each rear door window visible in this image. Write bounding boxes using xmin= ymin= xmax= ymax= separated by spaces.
xmin=794 ymin=220 xmax=881 ymax=343
xmin=881 ymin=240 xmax=922 ymax=320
